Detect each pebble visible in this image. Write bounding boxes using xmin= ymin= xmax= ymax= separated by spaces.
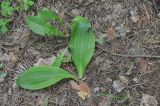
xmin=71 ymin=9 xmax=80 ymax=16
xmin=112 ymin=80 xmax=124 ymax=93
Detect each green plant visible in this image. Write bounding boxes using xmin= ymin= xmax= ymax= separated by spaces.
xmin=16 ymin=10 xmax=95 ymax=90
xmin=18 ymin=0 xmax=34 ymax=11
xmin=1 ymin=1 xmax=14 ymax=17
xmin=0 ymin=18 xmax=10 ymax=33
xmin=22 ymin=0 xmax=34 ymax=11
xmin=0 ymin=0 xmax=13 ymax=33
xmin=27 ymin=8 xmax=64 ymax=36
xmin=0 ymin=0 xmax=34 ymax=33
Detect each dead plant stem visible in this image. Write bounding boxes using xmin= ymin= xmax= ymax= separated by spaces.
xmin=103 ymin=50 xmax=160 ymax=58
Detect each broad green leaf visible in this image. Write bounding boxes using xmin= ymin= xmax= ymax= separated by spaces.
xmin=69 ymin=16 xmax=95 ymax=79
xmin=27 ymin=9 xmax=64 ymax=36
xmin=16 ymin=66 xmax=76 ymax=90
xmin=38 ymin=8 xmax=62 ymax=21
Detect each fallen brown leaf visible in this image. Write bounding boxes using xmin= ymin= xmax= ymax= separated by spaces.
xmin=107 ymin=28 xmax=115 ymax=41
xmin=69 ymin=80 xmax=80 ymax=90
xmin=139 ymin=58 xmax=148 ymax=73
xmin=77 ymin=91 xmax=89 ymax=100
xmin=78 ymin=81 xmax=91 ymax=94
xmin=119 ymin=75 xmax=128 ymax=85
xmin=69 ymin=80 xmax=91 ymax=99
xmin=143 ymin=3 xmax=150 ymax=22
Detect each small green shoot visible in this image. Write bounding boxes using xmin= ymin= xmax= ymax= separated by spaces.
xmin=0 ymin=64 xmax=4 ymax=68
xmin=27 ymin=8 xmax=64 ymax=36
xmin=52 ymin=48 xmax=68 ymax=67
xmin=96 ymin=34 xmax=105 ymax=45
xmin=0 ymin=18 xmax=10 ymax=33
xmin=98 ymin=92 xmax=128 ymax=101
xmin=16 ymin=0 xmax=34 ymax=11
xmin=0 ymin=71 xmax=7 ymax=82
xmin=44 ymin=96 xmax=49 ymax=106
xmin=21 ymin=0 xmax=34 ymax=11
xmin=1 ymin=1 xmax=14 ymax=17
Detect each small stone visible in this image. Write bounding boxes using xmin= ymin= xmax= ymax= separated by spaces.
xmin=133 ymin=77 xmax=138 ymax=83
xmin=131 ymin=16 xmax=139 ymax=23
xmin=71 ymin=9 xmax=80 ymax=16
xmin=93 ymin=87 xmax=100 ymax=93
xmin=112 ymin=80 xmax=124 ymax=93
xmin=140 ymin=94 xmax=157 ymax=106
xmin=130 ymin=10 xmax=139 ymax=23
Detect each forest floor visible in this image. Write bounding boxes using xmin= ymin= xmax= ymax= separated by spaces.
xmin=0 ymin=0 xmax=160 ymax=106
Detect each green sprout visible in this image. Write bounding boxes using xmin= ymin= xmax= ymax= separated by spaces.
xmin=0 ymin=18 xmax=10 ymax=33
xmin=1 ymin=1 xmax=14 ymax=17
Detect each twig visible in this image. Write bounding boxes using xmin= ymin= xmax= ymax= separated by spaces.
xmin=143 ymin=3 xmax=150 ymax=21
xmin=103 ymin=50 xmax=160 ymax=58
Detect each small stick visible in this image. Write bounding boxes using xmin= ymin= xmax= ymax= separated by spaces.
xmin=143 ymin=3 xmax=150 ymax=21
xmin=103 ymin=50 xmax=160 ymax=58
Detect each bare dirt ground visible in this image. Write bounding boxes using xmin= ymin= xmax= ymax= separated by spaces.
xmin=0 ymin=0 xmax=160 ymax=106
